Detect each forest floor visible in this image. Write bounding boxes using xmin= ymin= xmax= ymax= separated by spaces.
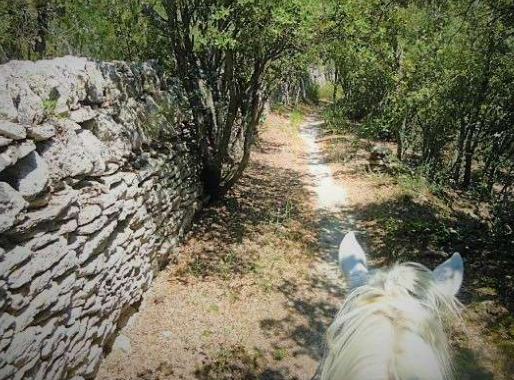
xmin=97 ymin=110 xmax=514 ymax=380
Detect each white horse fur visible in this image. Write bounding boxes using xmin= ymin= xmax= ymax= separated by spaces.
xmin=321 ymin=232 xmax=464 ymax=380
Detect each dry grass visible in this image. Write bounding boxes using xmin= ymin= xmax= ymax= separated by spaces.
xmin=96 ymin=111 xmax=340 ymax=380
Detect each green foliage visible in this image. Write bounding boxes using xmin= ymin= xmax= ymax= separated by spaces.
xmin=0 ymin=0 xmax=166 ymax=62
xmin=289 ymin=110 xmax=306 ymax=128
xmin=318 ymin=82 xmax=341 ymax=102
xmin=272 ymin=347 xmax=287 ymax=361
xmin=42 ymin=99 xmax=57 ymax=113
xmin=322 ymin=0 xmax=514 ymax=232
xmin=2 ymin=0 xmax=512 ymax=231
xmin=142 ymin=0 xmax=320 ymax=197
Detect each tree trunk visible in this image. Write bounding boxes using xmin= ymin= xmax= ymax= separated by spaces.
xmin=35 ymin=0 xmax=49 ymax=58
xmin=462 ymin=125 xmax=477 ymax=189
xmin=452 ymin=122 xmax=467 ymax=184
xmin=461 ymin=38 xmax=495 ymax=189
xmin=332 ymin=68 xmax=339 ymax=101
xmin=215 ymin=62 xmax=267 ymax=197
xmin=145 ymin=1 xmax=275 ymax=200
xmin=396 ymin=116 xmax=406 ymax=161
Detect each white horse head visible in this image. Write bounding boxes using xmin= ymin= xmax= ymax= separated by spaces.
xmin=321 ymin=232 xmax=464 ymax=380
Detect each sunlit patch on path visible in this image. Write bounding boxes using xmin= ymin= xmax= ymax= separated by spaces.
xmin=300 ymin=118 xmax=347 ymax=212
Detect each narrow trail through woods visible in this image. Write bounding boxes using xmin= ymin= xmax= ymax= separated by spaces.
xmin=97 ymin=112 xmax=346 ymax=380
xmin=97 ymin=112 xmax=511 ymax=380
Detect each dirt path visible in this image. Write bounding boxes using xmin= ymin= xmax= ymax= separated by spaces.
xmin=299 ymin=117 xmax=350 ymax=294
xmin=96 ymin=113 xmax=346 ymax=380
xmin=97 ymin=111 xmax=514 ymax=380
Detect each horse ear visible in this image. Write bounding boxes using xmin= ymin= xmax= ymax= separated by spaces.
xmin=433 ymin=253 xmax=464 ymax=297
xmin=339 ymin=231 xmax=368 ymax=288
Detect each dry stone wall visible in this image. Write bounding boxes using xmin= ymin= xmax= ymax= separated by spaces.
xmin=0 ymin=57 xmax=203 ymax=380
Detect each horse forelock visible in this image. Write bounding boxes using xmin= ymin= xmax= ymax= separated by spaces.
xmin=321 ymin=262 xmax=462 ymax=380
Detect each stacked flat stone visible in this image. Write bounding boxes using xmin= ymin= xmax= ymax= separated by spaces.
xmin=0 ymin=57 xmax=203 ymax=380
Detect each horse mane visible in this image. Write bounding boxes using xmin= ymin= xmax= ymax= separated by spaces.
xmin=321 ymin=262 xmax=462 ymax=380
